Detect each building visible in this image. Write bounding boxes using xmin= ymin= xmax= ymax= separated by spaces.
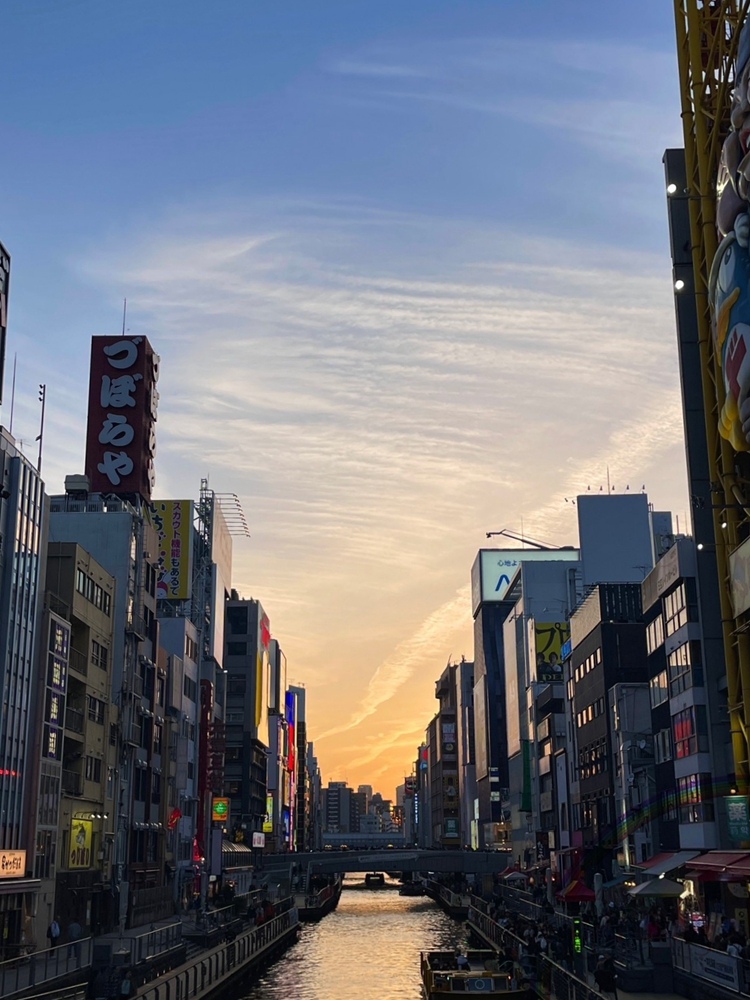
xmin=0 ymin=427 xmax=47 ymax=956
xmin=224 ymin=598 xmax=272 ymax=848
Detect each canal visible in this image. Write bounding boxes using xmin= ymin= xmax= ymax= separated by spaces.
xmin=237 ymin=878 xmax=466 ymax=999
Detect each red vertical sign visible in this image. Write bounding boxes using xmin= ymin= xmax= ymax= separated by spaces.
xmin=84 ymin=335 xmax=159 ymax=499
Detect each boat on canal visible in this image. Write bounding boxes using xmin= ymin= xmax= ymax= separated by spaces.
xmin=364 ymin=872 xmax=386 ymax=887
xmin=420 ymin=949 xmax=529 ymax=999
xmin=398 ymin=880 xmax=425 ymax=896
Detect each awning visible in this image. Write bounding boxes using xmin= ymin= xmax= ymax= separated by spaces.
xmin=556 ymin=878 xmax=595 ymax=902
xmin=628 ymin=877 xmax=685 ymax=898
xmin=685 ymin=852 xmax=750 ymax=881
xmin=602 ymin=873 xmax=629 ymax=889
xmin=639 ymin=850 xmax=700 ymax=876
xmin=221 ymin=839 xmax=254 ymax=855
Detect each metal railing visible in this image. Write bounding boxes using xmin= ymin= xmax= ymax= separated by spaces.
xmin=140 ymin=908 xmax=298 ymax=1000
xmin=0 ymin=937 xmax=92 ymax=998
xmin=116 ymin=921 xmax=182 ymax=966
xmin=68 ymin=646 xmax=88 ymax=677
xmin=61 ymin=768 xmax=83 ymax=796
xmin=65 ymin=706 xmax=85 ymax=734
xmin=467 ymin=903 xmax=602 ymax=1000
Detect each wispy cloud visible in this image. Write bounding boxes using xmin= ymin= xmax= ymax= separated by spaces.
xmin=67 ymin=194 xmax=689 ymax=789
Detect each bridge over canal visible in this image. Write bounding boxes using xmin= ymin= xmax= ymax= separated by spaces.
xmin=262 ymin=848 xmax=512 ymax=878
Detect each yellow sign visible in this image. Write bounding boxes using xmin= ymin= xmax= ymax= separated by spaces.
xmin=0 ymin=850 xmax=25 ymax=878
xmin=211 ymin=798 xmax=230 ymax=823
xmin=69 ymin=820 xmax=93 ymax=869
xmin=263 ymin=794 xmax=273 ymax=834
xmin=150 ymin=500 xmax=193 ymax=601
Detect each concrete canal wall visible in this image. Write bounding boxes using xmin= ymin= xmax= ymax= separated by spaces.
xmin=137 ymin=908 xmax=299 ymax=1000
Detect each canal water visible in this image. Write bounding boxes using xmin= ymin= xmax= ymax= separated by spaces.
xmin=238 ymin=878 xmax=467 ymax=1000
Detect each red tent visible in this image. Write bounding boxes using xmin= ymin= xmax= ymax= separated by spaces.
xmin=556 ymin=878 xmax=595 ymax=902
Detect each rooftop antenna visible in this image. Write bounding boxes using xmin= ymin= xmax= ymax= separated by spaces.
xmin=606 ymin=465 xmax=611 ymax=494
xmin=36 ymin=384 xmax=46 ymax=475
xmin=121 ymin=298 xmax=127 ymax=336
xmin=8 ymin=353 xmax=16 ymax=434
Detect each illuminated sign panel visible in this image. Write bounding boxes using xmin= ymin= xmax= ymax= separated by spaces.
xmin=69 ymin=819 xmax=93 ymax=869
xmin=211 ymin=798 xmax=230 ymax=823
xmin=84 ymin=335 xmax=159 ymax=500
xmin=0 ymin=850 xmax=25 ymax=879
xmin=150 ymin=500 xmax=193 ymax=600
xmin=471 ymin=549 xmax=579 ymax=616
xmin=533 ymin=622 xmax=570 ymax=682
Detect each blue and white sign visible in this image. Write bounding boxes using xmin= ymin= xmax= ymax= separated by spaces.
xmin=471 ymin=548 xmax=579 ymax=616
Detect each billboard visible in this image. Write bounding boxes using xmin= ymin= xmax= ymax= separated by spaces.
xmin=471 ymin=549 xmax=579 ymax=616
xmin=211 ymin=798 xmax=230 ymax=824
xmin=730 ymin=537 xmax=750 ymax=618
xmin=84 ymin=335 xmax=159 ymax=499
xmin=533 ymin=621 xmax=570 ymax=682
xmin=711 ymin=18 xmax=750 ymax=454
xmin=69 ymin=819 xmax=93 ymax=869
xmin=0 ymin=242 xmax=9 ymax=405
xmin=150 ymin=500 xmax=193 ymax=600
xmin=209 ymin=500 xmax=232 ymax=670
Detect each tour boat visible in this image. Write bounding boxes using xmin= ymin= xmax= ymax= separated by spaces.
xmin=420 ymin=950 xmax=529 ymax=998
xmin=364 ymin=872 xmax=386 ymax=887
xmin=399 ymin=881 xmax=425 ymax=896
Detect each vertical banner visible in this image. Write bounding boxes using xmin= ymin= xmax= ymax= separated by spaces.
xmin=150 ymin=500 xmax=194 ymax=600
xmin=85 ymin=335 xmax=159 ymax=499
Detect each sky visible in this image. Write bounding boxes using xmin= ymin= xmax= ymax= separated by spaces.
xmin=3 ymin=0 xmax=690 ymax=799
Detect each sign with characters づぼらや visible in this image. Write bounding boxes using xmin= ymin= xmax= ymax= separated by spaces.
xmin=84 ymin=335 xmax=159 ymax=501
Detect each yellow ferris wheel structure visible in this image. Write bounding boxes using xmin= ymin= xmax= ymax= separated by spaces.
xmin=673 ymin=0 xmax=750 ymax=793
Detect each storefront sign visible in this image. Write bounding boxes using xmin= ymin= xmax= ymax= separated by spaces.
xmin=252 ymin=832 xmax=265 ymax=848
xmin=211 ymin=798 xmax=230 ymax=823
xmin=0 ymin=850 xmax=25 ymax=878
xmin=726 ymin=794 xmax=750 ymax=843
xmin=689 ymin=943 xmax=740 ymax=991
xmin=69 ymin=819 xmax=93 ymax=869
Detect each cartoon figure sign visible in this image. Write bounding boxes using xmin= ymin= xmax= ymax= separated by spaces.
xmin=711 ymin=19 xmax=750 ymax=451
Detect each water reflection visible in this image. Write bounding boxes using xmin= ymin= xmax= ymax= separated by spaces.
xmin=237 ymin=881 xmax=466 ymax=1000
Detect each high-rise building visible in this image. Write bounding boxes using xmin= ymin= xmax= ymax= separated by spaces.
xmin=0 ymin=426 xmax=47 ymax=956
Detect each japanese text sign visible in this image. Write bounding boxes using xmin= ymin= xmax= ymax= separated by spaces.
xmin=85 ymin=335 xmax=159 ymax=500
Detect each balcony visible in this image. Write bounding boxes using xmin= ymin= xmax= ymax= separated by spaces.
xmin=69 ymin=647 xmax=88 ymax=677
xmin=62 ymin=769 xmax=83 ymax=796
xmin=65 ymin=706 xmax=85 ymax=735
xmin=126 ymin=613 xmax=147 ymax=640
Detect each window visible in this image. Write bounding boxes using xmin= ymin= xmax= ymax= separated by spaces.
xmin=649 ymin=671 xmax=669 ymax=708
xmin=647 ymin=615 xmax=665 ymax=655
xmin=673 ymin=705 xmax=709 ymax=758
xmin=110 ymin=723 xmax=118 ymax=746
xmin=664 ymin=582 xmax=697 ymax=637
xmin=655 ymin=728 xmax=672 ymax=764
xmin=76 ymin=569 xmax=86 ymax=595
xmin=87 ymin=696 xmax=105 ymax=724
xmin=227 ymin=642 xmax=247 ymax=656
xmin=134 ymin=766 xmax=149 ymax=802
xmin=91 ymin=640 xmax=109 ymax=671
xmin=154 ymin=724 xmax=163 ymax=755
xmin=151 ymin=772 xmax=162 ymax=805
xmin=228 ymin=676 xmax=246 ymax=697
xmin=183 ymin=676 xmax=197 ymax=702
xmin=677 ymin=773 xmax=714 ymax=823
xmin=85 ymin=756 xmax=102 ymax=783
xmin=668 ymin=641 xmax=704 ymax=697
xmin=102 ymin=592 xmax=111 ymax=616
xmin=226 ymin=606 xmax=249 ymax=635
xmin=660 ymin=790 xmax=677 ymax=822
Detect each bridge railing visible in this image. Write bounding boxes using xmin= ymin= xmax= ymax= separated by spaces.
xmin=139 ymin=908 xmax=298 ymax=1000
xmin=468 ymin=901 xmax=602 ymax=1000
xmin=0 ymin=937 xmax=92 ymax=998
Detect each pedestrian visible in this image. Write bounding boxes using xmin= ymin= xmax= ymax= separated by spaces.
xmin=46 ymin=916 xmax=61 ymax=949
xmin=119 ymin=970 xmax=133 ymax=996
xmin=595 ymin=954 xmax=618 ymax=999
xmin=67 ymin=919 xmax=82 ymax=960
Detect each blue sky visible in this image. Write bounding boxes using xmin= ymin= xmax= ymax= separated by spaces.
xmin=3 ymin=0 xmax=689 ymax=794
